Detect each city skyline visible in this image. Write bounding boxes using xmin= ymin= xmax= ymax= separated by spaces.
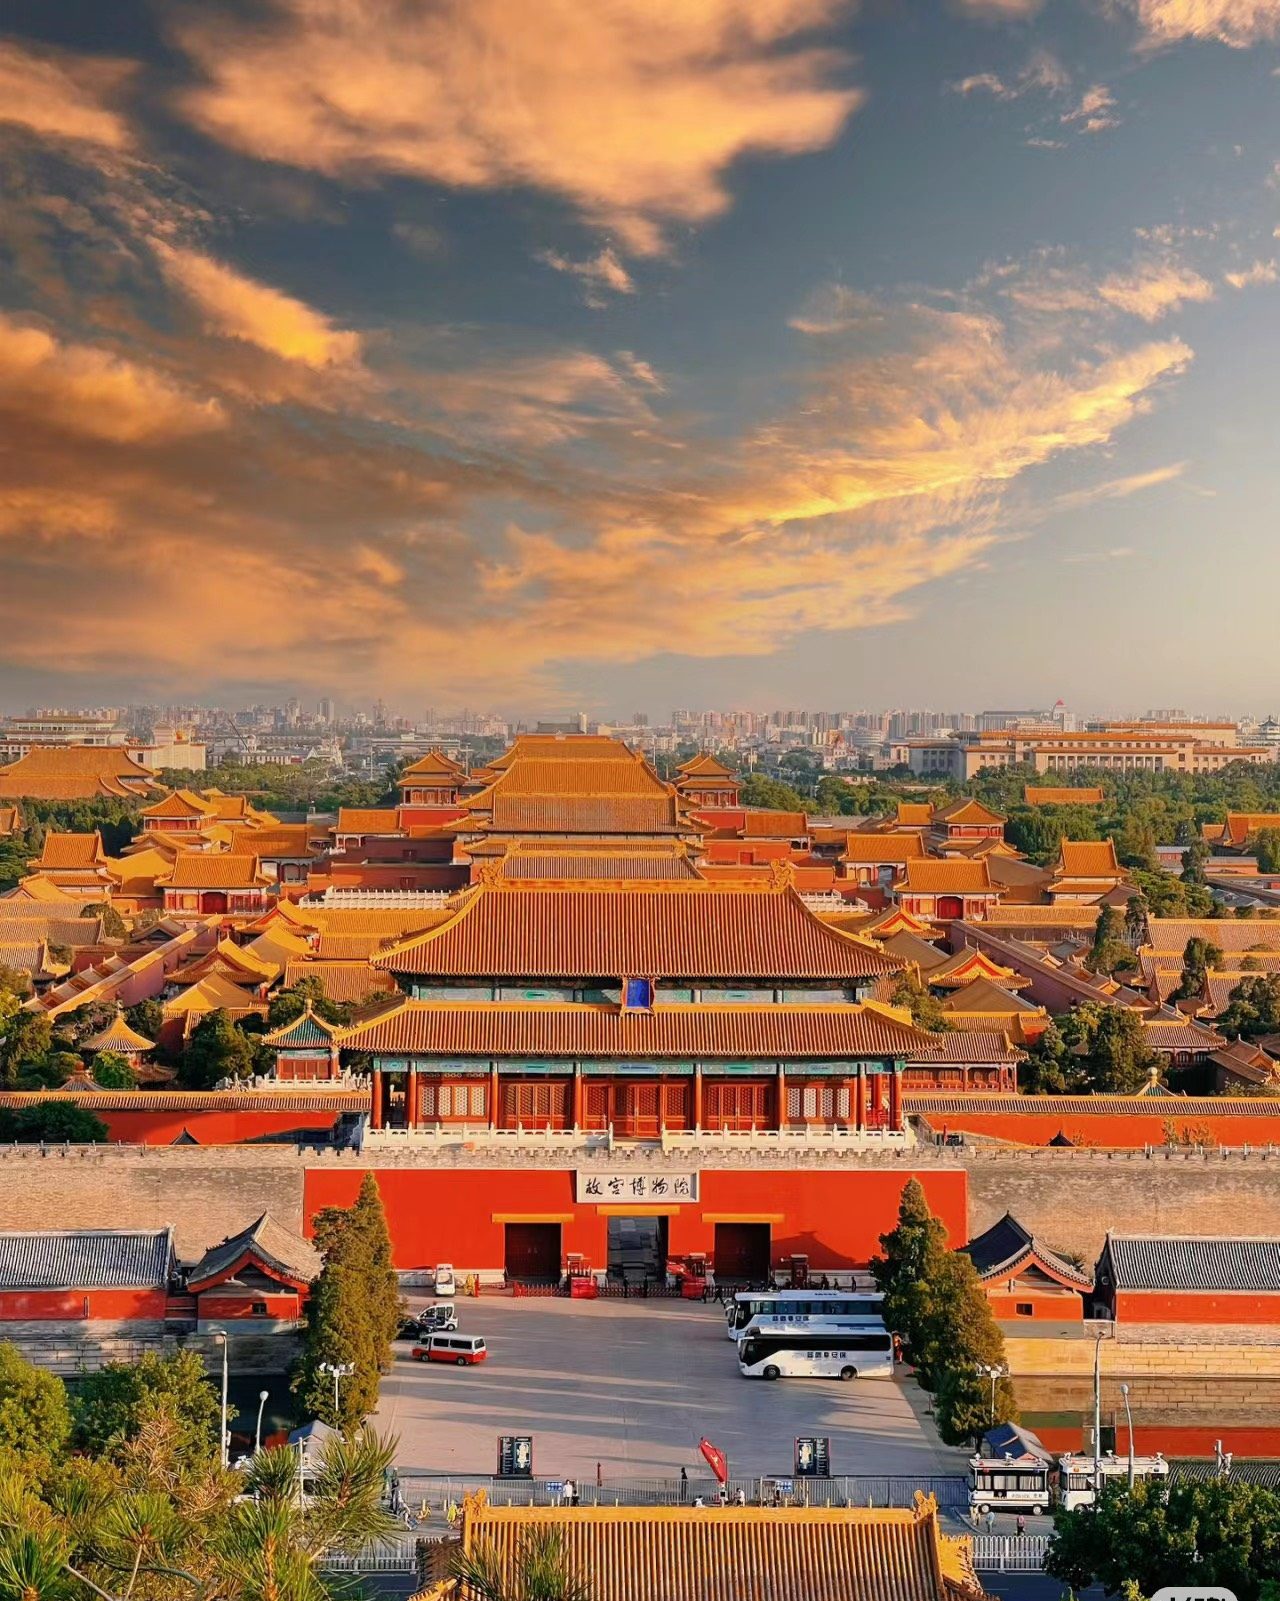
xmin=2 ymin=2 xmax=1279 ymax=713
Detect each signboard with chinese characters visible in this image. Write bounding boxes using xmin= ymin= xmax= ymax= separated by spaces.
xmin=575 ymin=1172 xmax=699 ymax=1203
xmin=794 ymin=1437 xmax=831 ymax=1477
xmin=497 ymin=1436 xmax=533 ymax=1477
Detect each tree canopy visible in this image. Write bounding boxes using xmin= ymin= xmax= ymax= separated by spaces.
xmin=71 ymin=1349 xmax=220 ymax=1460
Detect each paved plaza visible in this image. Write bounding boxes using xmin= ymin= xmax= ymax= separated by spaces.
xmin=375 ymin=1295 xmax=971 ymax=1481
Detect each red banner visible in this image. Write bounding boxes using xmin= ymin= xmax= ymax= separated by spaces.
xmin=699 ymin=1437 xmax=729 ymax=1484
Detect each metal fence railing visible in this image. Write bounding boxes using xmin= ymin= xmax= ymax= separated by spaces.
xmin=322 ymin=1538 xmax=421 ymax=1574
xmin=394 ymin=1473 xmax=970 ymax=1513
xmin=969 ymin=1535 xmax=1051 ymax=1573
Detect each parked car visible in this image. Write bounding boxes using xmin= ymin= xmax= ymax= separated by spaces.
xmin=412 ymin=1334 xmax=487 ymax=1366
xmin=433 ymin=1263 xmax=456 ymax=1296
xmin=397 ymin=1302 xmax=459 ymax=1339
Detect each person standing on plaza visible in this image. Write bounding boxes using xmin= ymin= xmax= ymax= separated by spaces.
xmin=562 ymin=1478 xmax=578 ymax=1507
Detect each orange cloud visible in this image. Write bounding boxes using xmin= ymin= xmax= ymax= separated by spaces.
xmin=999 ymin=248 xmax=1216 ymax=323
xmin=0 ymin=39 xmax=136 ymax=152
xmin=171 ymin=0 xmax=863 ymax=253
xmin=1133 ymin=0 xmax=1280 ymax=46
xmin=538 ymin=247 xmax=637 ymax=306
xmin=151 ymin=243 xmax=363 ymax=368
xmin=0 ymin=313 xmax=225 ymax=443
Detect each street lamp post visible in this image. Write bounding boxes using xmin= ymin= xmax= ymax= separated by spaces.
xmin=255 ymin=1389 xmax=270 ymax=1456
xmin=1120 ymin=1383 xmax=1135 ymax=1490
xmin=976 ymin=1362 xmax=1006 ymax=1425
xmin=212 ymin=1331 xmax=229 ymax=1469
xmin=319 ymin=1360 xmax=355 ymax=1418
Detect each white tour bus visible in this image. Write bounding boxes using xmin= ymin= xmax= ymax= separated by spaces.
xmin=968 ymin=1450 xmax=1169 ymax=1517
xmin=733 ymin=1312 xmax=889 ymax=1343
xmin=1056 ymin=1452 xmax=1169 ymax=1511
xmin=725 ymin=1290 xmax=884 ymax=1339
xmin=737 ymin=1328 xmax=894 ymax=1381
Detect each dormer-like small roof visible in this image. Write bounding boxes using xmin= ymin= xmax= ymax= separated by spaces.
xmin=83 ymin=1007 xmax=155 ymax=1055
xmin=32 ymin=831 xmax=107 ymax=871
xmin=261 ymin=1003 xmax=339 ymax=1049
xmin=933 ymin=798 xmax=1006 ymax=827
xmin=185 ymin=1211 xmax=322 ymax=1293
xmin=676 ymin=753 xmax=738 ymax=781
xmin=401 ymin=749 xmax=467 ymax=781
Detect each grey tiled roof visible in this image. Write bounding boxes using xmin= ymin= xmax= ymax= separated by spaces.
xmin=0 ymin=1228 xmax=174 ymax=1289
xmin=963 ymin=1212 xmax=1092 ymax=1287
xmin=1104 ymin=1234 xmax=1280 ymax=1292
xmin=186 ymin=1212 xmax=321 ymax=1291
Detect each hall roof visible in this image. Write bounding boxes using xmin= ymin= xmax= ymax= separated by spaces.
xmin=0 ymin=746 xmax=160 ymax=801
xmin=186 ymin=1211 xmax=321 ymax=1292
xmin=933 ymin=798 xmax=1006 ymax=827
xmin=0 ymin=1228 xmax=174 ymax=1289
xmin=261 ymin=1005 xmax=340 ymax=1048
xmin=1056 ymin=840 xmax=1121 ymax=879
xmin=901 ymin=861 xmax=994 ymax=895
xmin=341 ymin=998 xmax=934 ymax=1058
xmin=1223 ymin=812 xmax=1280 ymax=848
xmin=282 ymin=958 xmax=398 ymax=1005
xmin=370 ymin=882 xmax=901 ymax=980
xmin=335 ymin=807 xmax=401 ymax=834
xmin=159 ymin=855 xmax=269 ymax=889
xmin=840 ymin=833 xmax=926 ymax=864
xmin=896 ymin=803 xmax=935 ymax=827
xmin=676 ymin=753 xmax=738 ymax=780
xmin=484 ymin=794 xmax=683 ymax=834
xmin=1100 ymin=1233 xmax=1280 ymax=1293
xmin=962 ymin=1212 xmax=1091 ymax=1288
xmin=32 ymin=831 xmax=107 ymax=871
xmin=497 ymin=845 xmax=700 ymax=881
xmin=437 ymin=1497 xmax=984 ymax=1601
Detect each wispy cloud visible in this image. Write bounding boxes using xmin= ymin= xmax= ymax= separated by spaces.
xmin=950 ymin=50 xmax=1069 ymax=99
xmin=537 ymin=247 xmax=637 ymax=306
xmin=0 ymin=39 xmax=136 ymax=153
xmin=1132 ymin=0 xmax=1280 ymax=47
xmin=998 ymin=245 xmax=1216 ymax=323
xmin=955 ymin=0 xmax=1044 ymax=17
xmin=170 ymin=0 xmax=864 ymax=255
xmin=1063 ymin=546 xmax=1136 ymax=563
xmin=1061 ymin=84 xmax=1120 ymax=134
xmin=1050 ymin=462 xmax=1187 ymax=512
xmin=1224 ymin=258 xmax=1279 ymax=288
xmin=151 ymin=242 xmax=364 ymax=369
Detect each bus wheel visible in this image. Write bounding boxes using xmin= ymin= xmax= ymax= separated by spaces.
xmin=1031 ymin=1504 xmax=1046 ymax=1516
xmin=763 ymin=1365 xmax=780 ymax=1381
xmin=455 ymin=1356 xmax=467 ymax=1366
xmin=975 ymin=1504 xmax=990 ymax=1518
xmin=839 ymin=1366 xmax=857 ymax=1382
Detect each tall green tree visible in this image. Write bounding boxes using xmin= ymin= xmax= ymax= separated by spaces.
xmin=0 ymin=1104 xmax=107 ymax=1144
xmin=1181 ymin=836 xmax=1212 ymax=886
xmin=1256 ymin=831 xmax=1280 ymax=875
xmin=87 ymin=1051 xmax=136 ymax=1089
xmin=294 ymin=1177 xmax=400 ymax=1428
xmin=1218 ymin=974 xmax=1280 ymax=1040
xmin=1171 ymin=937 xmax=1223 ymax=1003
xmin=0 ymin=1012 xmax=51 ymax=1087
xmin=888 ymin=972 xmax=948 ymax=1032
xmin=869 ymin=1179 xmax=952 ymax=1382
xmin=1047 ymin=1477 xmax=1280 ymax=1601
xmin=267 ymin=977 xmax=352 ymax=1029
xmin=1085 ymin=904 xmax=1130 ymax=976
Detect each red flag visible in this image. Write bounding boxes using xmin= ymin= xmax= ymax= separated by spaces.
xmin=699 ymin=1437 xmax=729 ymax=1484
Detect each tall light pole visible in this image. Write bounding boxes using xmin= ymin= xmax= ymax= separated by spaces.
xmin=1092 ymin=1325 xmax=1109 ymax=1501
xmin=1120 ymin=1383 xmax=1135 ymax=1491
xmin=319 ymin=1360 xmax=354 ymax=1418
xmin=213 ymin=1330 xmax=229 ymax=1469
xmin=255 ymin=1389 xmax=270 ymax=1456
xmin=977 ymin=1362 xmax=1006 ymax=1425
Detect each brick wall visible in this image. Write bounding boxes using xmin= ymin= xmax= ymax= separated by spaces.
xmin=3 ymin=1141 xmax=1279 ymax=1270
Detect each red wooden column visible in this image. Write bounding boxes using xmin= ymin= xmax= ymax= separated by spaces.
xmin=888 ymin=1068 xmax=902 ymax=1129
xmin=869 ymin=1073 xmax=883 ymax=1125
xmin=853 ymin=1070 xmax=865 ymax=1132
xmin=571 ymin=1068 xmax=584 ymax=1130
xmin=406 ymin=1069 xmax=419 ymax=1129
xmin=693 ymin=1065 xmax=703 ymax=1131
xmin=776 ymin=1064 xmax=788 ymax=1131
xmin=370 ymin=1069 xmax=383 ymax=1130
xmin=489 ymin=1063 xmax=501 ymax=1130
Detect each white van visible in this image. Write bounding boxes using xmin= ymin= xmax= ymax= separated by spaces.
xmin=412 ymin=1333 xmax=487 ymax=1367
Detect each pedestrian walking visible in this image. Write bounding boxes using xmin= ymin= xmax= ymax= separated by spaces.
xmin=680 ymin=1466 xmax=688 ymax=1503
xmin=1016 ymin=1515 xmax=1026 ymax=1538
xmin=562 ymin=1478 xmax=578 ymax=1508
xmin=985 ymin=1509 xmax=995 ymax=1536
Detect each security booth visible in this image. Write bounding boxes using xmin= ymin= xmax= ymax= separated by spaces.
xmin=787 ymin=1255 xmax=810 ymax=1289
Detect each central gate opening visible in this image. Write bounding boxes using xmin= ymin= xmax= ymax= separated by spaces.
xmin=606 ymin=1215 xmax=669 ymax=1287
xmin=713 ymin=1221 xmax=771 ymax=1284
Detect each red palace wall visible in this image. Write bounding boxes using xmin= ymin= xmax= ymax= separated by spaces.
xmin=92 ymin=1109 xmax=344 ymax=1145
xmin=923 ymin=1110 xmax=1277 ymax=1148
xmin=303 ymin=1167 xmax=968 ymax=1272
xmin=985 ymin=1289 xmax=1085 ymax=1322
xmin=197 ymin=1291 xmax=302 ymax=1320
xmin=0 ymin=1286 xmax=168 ymax=1321
xmin=1114 ymin=1290 xmax=1280 ymax=1325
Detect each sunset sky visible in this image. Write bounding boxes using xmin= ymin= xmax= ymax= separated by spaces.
xmin=1 ymin=0 xmax=1278 ymax=718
